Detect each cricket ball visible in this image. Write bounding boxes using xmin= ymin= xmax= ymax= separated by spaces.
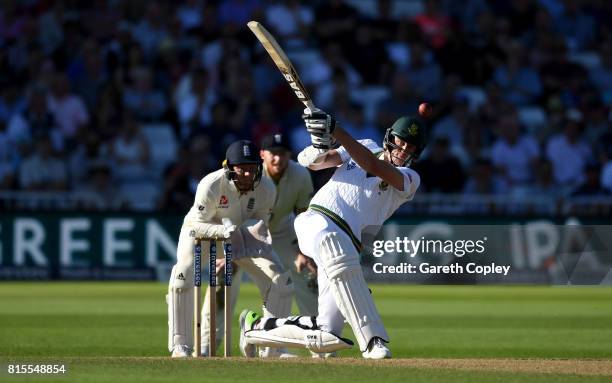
xmin=418 ymin=102 xmax=432 ymax=118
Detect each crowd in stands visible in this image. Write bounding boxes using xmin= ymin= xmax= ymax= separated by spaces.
xmin=0 ymin=0 xmax=611 ymax=214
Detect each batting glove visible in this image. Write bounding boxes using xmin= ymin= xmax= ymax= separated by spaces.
xmin=310 ymin=133 xmax=335 ymax=150
xmin=303 ymin=108 xmax=336 ymax=135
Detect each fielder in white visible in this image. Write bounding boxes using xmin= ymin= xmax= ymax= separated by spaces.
xmin=167 ymin=140 xmax=294 ymax=358
xmin=239 ymin=111 xmax=427 ymax=359
xmin=260 ymin=133 xmax=317 ymax=318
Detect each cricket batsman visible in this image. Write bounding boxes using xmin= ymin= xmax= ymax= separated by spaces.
xmin=260 ymin=133 xmax=317 ymax=322
xmin=239 ymin=110 xmax=427 ymax=359
xmin=167 ymin=140 xmax=294 ymax=358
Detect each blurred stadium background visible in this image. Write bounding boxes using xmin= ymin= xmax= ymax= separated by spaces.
xmin=0 ymin=0 xmax=611 ymax=283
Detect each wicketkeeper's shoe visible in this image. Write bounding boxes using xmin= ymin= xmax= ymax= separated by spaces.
xmin=239 ymin=309 xmax=261 ymax=358
xmin=171 ymin=344 xmax=192 ymax=358
xmin=362 ymin=337 xmax=391 ymax=359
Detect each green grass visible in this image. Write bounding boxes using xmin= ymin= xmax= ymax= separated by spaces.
xmin=0 ymin=283 xmax=611 ymax=382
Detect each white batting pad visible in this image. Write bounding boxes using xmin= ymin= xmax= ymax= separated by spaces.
xmin=320 ymin=232 xmax=389 ymax=351
xmin=262 ymin=270 xmax=294 ymax=318
xmin=167 ymin=264 xmax=194 ymax=351
xmin=244 ymin=326 xmax=353 ymax=353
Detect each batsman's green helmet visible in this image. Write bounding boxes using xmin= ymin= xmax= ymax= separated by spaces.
xmin=383 ymin=116 xmax=428 ymax=166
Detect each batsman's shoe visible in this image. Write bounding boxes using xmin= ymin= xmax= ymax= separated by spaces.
xmin=239 ymin=309 xmax=261 ymax=358
xmin=259 ymin=347 xmax=298 ymax=358
xmin=362 ymin=337 xmax=391 ymax=359
xmin=171 ymin=344 xmax=192 ymax=358
xmin=311 ymin=351 xmax=337 ymax=358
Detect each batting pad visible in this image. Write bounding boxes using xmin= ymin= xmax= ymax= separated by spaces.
xmin=167 ymin=265 xmax=194 ymax=351
xmin=262 ymin=271 xmax=294 ymax=318
xmin=320 ymin=232 xmax=389 ymax=351
xmin=244 ymin=326 xmax=353 ymax=353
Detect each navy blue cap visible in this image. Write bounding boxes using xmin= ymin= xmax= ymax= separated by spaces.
xmin=261 ymin=133 xmax=291 ymax=151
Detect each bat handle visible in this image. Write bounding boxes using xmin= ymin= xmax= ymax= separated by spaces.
xmin=303 ymin=100 xmax=317 ymax=115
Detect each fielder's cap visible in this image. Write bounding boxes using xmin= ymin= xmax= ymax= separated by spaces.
xmin=261 ymin=133 xmax=291 ymax=152
xmin=225 ymin=140 xmax=262 ymax=165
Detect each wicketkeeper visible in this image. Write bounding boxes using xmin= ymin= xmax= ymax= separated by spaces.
xmin=167 ymin=140 xmax=294 ymax=358
xmin=239 ymin=111 xmax=427 ymax=359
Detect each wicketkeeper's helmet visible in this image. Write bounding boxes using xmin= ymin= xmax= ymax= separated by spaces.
xmin=223 ymin=140 xmax=263 ymax=189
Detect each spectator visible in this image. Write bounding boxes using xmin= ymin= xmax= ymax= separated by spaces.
xmin=403 ymin=41 xmax=443 ymax=101
xmin=264 ymin=0 xmax=313 ymax=48
xmin=601 ymin=160 xmax=612 ymax=192
xmin=174 ymin=69 xmax=217 ymax=140
xmin=7 ymin=86 xmax=55 ymax=146
xmin=159 ymin=135 xmax=215 ymax=211
xmin=77 ymin=160 xmax=128 ymax=210
xmin=523 ymin=158 xmax=565 ymax=201
xmin=217 ymin=0 xmax=261 ymax=27
xmin=250 ymin=101 xmax=281 ymax=146
xmin=571 ymin=162 xmax=610 ymax=197
xmin=491 ymin=111 xmax=540 ymax=186
xmin=596 ymin=119 xmax=612 ymax=162
xmin=431 ymin=95 xmax=471 ymax=145
xmin=344 ymin=23 xmax=392 ymax=85
xmin=546 ymin=110 xmax=592 ymax=188
xmin=109 ymin=114 xmax=150 ymax=183
xmin=68 ymin=38 xmax=106 ymax=111
xmin=341 ymin=104 xmax=379 ymax=141
xmin=492 ymin=40 xmax=542 ymax=106
xmin=18 ymin=133 xmax=67 ymax=191
xmin=314 ymin=70 xmax=358 ymax=112
xmin=0 ymin=84 xmax=26 ymax=124
xmin=414 ymin=137 xmax=466 ymax=193
xmin=376 ymin=71 xmax=419 ymax=131
xmin=313 ymin=0 xmax=359 ymax=47
xmin=92 ymin=83 xmax=123 ymax=142
xmin=589 ymin=41 xmax=612 ymax=105
xmin=302 ymin=42 xmax=361 ymax=90
xmin=69 ymin=131 xmax=103 ymax=189
xmin=176 ymin=0 xmax=204 ymax=32
xmin=0 ymin=121 xmax=18 ymax=190
xmin=123 ymin=67 xmax=167 ymax=122
xmin=414 ymin=0 xmax=452 ymax=49
xmin=554 ymin=0 xmax=596 ymax=51
xmin=47 ymin=73 xmax=89 ymax=147
xmin=131 ymin=2 xmax=168 ymax=59
xmin=463 ymin=157 xmax=508 ymax=195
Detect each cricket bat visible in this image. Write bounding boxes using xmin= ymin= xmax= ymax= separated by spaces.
xmin=247 ymin=21 xmax=316 ymax=113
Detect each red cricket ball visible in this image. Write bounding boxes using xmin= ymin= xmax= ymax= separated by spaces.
xmin=418 ymin=102 xmax=432 ymax=118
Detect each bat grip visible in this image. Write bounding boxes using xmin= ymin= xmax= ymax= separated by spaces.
xmin=303 ymin=100 xmax=317 ymax=114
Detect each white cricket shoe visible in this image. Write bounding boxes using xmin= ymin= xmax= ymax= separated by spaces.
xmin=239 ymin=309 xmax=260 ymax=358
xmin=259 ymin=347 xmax=297 ymax=358
xmin=362 ymin=337 xmax=391 ymax=359
xmin=171 ymin=344 xmax=192 ymax=358
xmin=311 ymin=351 xmax=337 ymax=358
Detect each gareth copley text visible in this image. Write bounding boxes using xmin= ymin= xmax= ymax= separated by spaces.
xmin=373 ymin=262 xmax=511 ymax=276
xmin=372 ymin=237 xmax=488 ymax=258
